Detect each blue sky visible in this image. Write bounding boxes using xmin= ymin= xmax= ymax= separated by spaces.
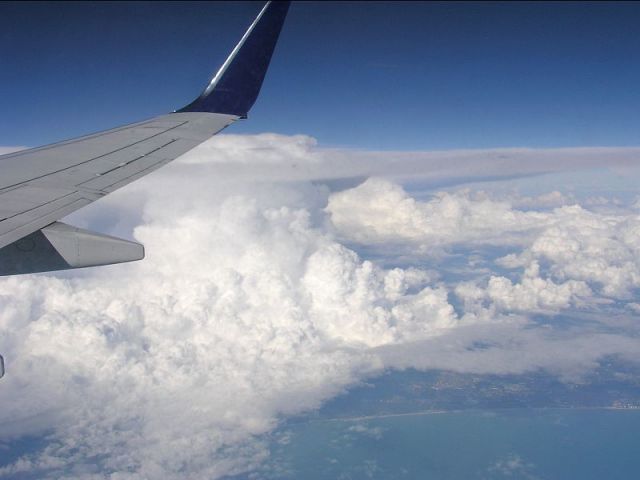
xmin=1 ymin=1 xmax=640 ymax=150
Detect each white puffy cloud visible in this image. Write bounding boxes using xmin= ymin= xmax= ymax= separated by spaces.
xmin=456 ymin=261 xmax=591 ymax=316
xmin=1 ymin=136 xmax=639 ymax=478
xmin=495 ymin=206 xmax=640 ymax=299
xmin=328 ymin=177 xmax=640 ymax=302
xmin=529 ymin=211 xmax=640 ymax=298
xmin=302 ymin=244 xmax=456 ymax=346
xmin=326 ymin=178 xmax=551 ymax=248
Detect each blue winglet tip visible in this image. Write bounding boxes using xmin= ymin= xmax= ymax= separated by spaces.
xmin=178 ymin=1 xmax=290 ymax=118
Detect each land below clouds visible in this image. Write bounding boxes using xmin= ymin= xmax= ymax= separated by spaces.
xmin=309 ymin=362 xmax=640 ymax=421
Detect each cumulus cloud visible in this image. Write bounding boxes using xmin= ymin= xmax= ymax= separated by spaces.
xmin=456 ymin=261 xmax=591 ymax=315
xmin=326 ymin=178 xmax=551 ymax=248
xmin=0 ymin=135 xmax=639 ymax=478
xmin=328 ymin=177 xmax=640 ymax=302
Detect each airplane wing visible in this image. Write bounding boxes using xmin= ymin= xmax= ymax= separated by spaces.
xmin=0 ymin=1 xmax=290 ymax=276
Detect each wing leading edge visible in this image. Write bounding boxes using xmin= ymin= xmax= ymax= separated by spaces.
xmin=0 ymin=1 xmax=290 ymax=276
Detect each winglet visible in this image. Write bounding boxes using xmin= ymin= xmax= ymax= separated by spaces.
xmin=178 ymin=1 xmax=290 ymax=118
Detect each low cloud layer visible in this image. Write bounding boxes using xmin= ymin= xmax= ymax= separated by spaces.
xmin=0 ymin=135 xmax=639 ymax=478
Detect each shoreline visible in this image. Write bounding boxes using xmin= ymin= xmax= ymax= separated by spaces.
xmin=315 ymin=405 xmax=640 ymax=424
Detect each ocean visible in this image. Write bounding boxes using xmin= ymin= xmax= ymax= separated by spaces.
xmin=253 ymin=409 xmax=640 ymax=479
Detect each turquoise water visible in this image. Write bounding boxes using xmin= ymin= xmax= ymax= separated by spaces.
xmin=252 ymin=409 xmax=640 ymax=479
